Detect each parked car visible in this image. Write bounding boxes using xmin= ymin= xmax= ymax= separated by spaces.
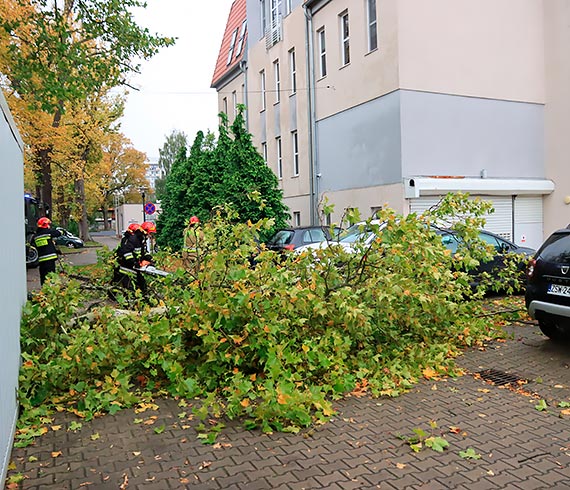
xmin=55 ymin=228 xmax=84 ymax=248
xmin=265 ymin=226 xmax=341 ymax=253
xmin=295 ymin=220 xmax=386 ymax=253
xmin=526 ymin=226 xmax=570 ymax=340
xmin=437 ymin=228 xmax=535 ymax=290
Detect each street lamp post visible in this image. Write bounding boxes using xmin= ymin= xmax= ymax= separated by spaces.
xmin=142 ymin=190 xmax=146 ymax=222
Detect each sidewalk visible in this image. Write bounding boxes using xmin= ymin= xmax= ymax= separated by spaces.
xmin=6 ymin=321 xmax=570 ymax=489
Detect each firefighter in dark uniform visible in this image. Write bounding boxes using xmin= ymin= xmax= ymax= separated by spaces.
xmin=34 ymin=217 xmax=62 ymax=286
xmin=113 ymin=223 xmax=146 ymax=292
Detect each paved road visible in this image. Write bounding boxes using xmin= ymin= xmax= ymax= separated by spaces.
xmin=6 ymin=320 xmax=570 ymax=489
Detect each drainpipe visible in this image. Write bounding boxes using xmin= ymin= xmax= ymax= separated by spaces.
xmin=304 ymin=4 xmax=318 ymax=225
xmin=239 ymin=60 xmax=249 ymax=131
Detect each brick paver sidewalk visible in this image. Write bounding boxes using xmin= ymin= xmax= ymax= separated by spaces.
xmin=6 ymin=322 xmax=570 ymax=489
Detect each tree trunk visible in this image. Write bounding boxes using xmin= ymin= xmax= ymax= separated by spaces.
xmin=102 ymin=207 xmax=110 ymax=230
xmin=75 ymin=178 xmax=91 ymax=241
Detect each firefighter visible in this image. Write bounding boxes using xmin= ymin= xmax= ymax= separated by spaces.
xmin=183 ymin=215 xmax=202 ymax=274
xmin=113 ymin=223 xmax=146 ymax=292
xmin=140 ymin=221 xmax=157 ymax=261
xmin=33 ymin=217 xmax=62 ymax=286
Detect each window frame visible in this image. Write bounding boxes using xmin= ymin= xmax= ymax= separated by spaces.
xmin=260 ymin=0 xmax=267 ymax=35
xmin=232 ymin=90 xmax=238 ymax=117
xmin=366 ymin=0 xmax=378 ymax=52
xmin=276 ymin=136 xmax=283 ymax=179
xmin=235 ymin=20 xmax=247 ymax=57
xmin=260 ymin=69 xmax=266 ymax=111
xmin=292 ymin=130 xmax=299 ymax=176
xmin=339 ymin=11 xmax=350 ymax=66
xmin=227 ymin=27 xmax=239 ymax=65
xmin=293 ymin=211 xmax=301 ymax=227
xmin=317 ymin=27 xmax=327 ymax=78
xmin=289 ymin=48 xmax=297 ymax=94
xmin=273 ymin=59 xmax=281 ymax=104
xmin=271 ymin=0 xmax=282 ymax=24
xmin=261 ymin=141 xmax=268 ymax=164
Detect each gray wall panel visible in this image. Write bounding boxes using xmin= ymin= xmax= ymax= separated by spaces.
xmin=316 ymin=91 xmax=402 ymax=192
xmin=400 ymin=90 xmax=544 ymax=178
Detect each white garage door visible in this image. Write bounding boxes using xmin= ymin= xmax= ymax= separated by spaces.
xmin=409 ymin=195 xmax=513 ymax=241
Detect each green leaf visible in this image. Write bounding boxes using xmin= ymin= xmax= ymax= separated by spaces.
xmin=459 ymin=448 xmax=481 ymax=460
xmin=154 ymin=424 xmax=166 ymax=434
xmin=535 ymin=399 xmax=548 ymax=412
xmin=68 ymin=421 xmax=82 ymax=431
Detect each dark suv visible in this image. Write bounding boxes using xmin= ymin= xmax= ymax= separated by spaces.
xmin=526 ymin=227 xmax=570 ymax=340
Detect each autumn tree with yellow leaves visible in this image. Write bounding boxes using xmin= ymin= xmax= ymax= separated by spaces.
xmin=0 ymin=0 xmax=173 ymax=233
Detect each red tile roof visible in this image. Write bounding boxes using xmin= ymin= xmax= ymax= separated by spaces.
xmin=211 ymin=0 xmax=247 ymax=87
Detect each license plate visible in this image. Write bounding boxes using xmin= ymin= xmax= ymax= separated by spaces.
xmin=547 ymin=284 xmax=570 ymax=297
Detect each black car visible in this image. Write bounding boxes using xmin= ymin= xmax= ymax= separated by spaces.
xmin=526 ymin=227 xmax=570 ymax=340
xmin=55 ymin=228 xmax=84 ymax=248
xmin=438 ymin=229 xmax=535 ymax=290
xmin=266 ymin=226 xmax=340 ymax=252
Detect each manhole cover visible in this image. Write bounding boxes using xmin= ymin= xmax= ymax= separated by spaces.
xmin=476 ymin=369 xmax=525 ymax=386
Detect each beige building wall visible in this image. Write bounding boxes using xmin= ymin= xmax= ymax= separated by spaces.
xmin=322 ymin=183 xmax=405 ymax=224
xmin=216 ymin=73 xmax=246 ymax=126
xmin=544 ymin=0 xmax=570 ymax=236
xmin=311 ymin=0 xmax=400 ymax=121
xmin=248 ymin=7 xmax=313 ymax=225
xmin=398 ymin=0 xmax=545 ymax=104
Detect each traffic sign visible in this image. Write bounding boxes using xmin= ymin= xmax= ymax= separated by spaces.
xmin=144 ymin=202 xmax=156 ymax=215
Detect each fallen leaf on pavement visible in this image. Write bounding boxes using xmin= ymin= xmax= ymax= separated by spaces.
xmin=51 ymin=451 xmax=62 ymax=458
xmin=395 ymin=463 xmax=406 ymax=469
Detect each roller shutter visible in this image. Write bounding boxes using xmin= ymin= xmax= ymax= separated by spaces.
xmin=409 ymin=195 xmax=513 ymax=241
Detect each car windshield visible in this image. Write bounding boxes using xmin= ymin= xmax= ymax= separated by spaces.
xmin=338 ymin=223 xmax=375 ymax=244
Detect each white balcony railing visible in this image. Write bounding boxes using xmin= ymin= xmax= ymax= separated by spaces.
xmin=265 ymin=15 xmax=282 ymax=50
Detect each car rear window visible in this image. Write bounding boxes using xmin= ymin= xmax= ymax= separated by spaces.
xmin=539 ymin=232 xmax=570 ymax=263
xmin=268 ymin=230 xmax=294 ymax=246
xmin=302 ymin=229 xmax=326 ymax=243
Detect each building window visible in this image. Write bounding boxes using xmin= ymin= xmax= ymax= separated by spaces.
xmin=276 ymin=136 xmax=282 ymax=179
xmin=235 ymin=20 xmax=247 ymax=57
xmin=227 ymin=27 xmax=238 ymax=65
xmin=260 ymin=0 xmax=267 ymax=35
xmin=289 ymin=48 xmax=296 ymax=94
xmin=260 ymin=70 xmax=266 ymax=111
xmin=317 ymin=28 xmax=327 ymax=78
xmin=292 ymin=131 xmax=299 ymax=176
xmin=340 ymin=11 xmax=350 ymax=66
xmin=223 ymin=97 xmax=228 ymax=115
xmin=262 ymin=142 xmax=268 ymax=164
xmin=232 ymin=91 xmax=237 ymax=117
xmin=274 ymin=59 xmax=280 ymax=104
xmin=285 ymin=0 xmax=292 ymax=15
xmin=293 ymin=211 xmax=301 ymax=227
xmin=271 ymin=0 xmax=282 ymax=24
xmin=367 ymin=0 xmax=377 ymax=52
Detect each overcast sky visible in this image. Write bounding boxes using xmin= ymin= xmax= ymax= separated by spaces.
xmin=119 ymin=0 xmax=234 ymax=161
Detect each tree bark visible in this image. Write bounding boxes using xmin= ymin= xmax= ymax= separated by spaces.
xmin=75 ymin=178 xmax=91 ymax=241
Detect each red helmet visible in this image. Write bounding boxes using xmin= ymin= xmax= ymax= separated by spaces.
xmin=127 ymin=223 xmax=141 ymax=233
xmin=141 ymin=221 xmax=156 ymax=234
xmin=37 ymin=217 xmax=51 ymax=228
xmin=189 ymin=216 xmax=200 ymax=226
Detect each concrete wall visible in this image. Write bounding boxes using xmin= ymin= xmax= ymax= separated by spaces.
xmin=397 ymin=0 xmax=545 ymax=104
xmin=400 ymin=90 xmax=545 ymax=179
xmin=316 ymin=90 xmax=402 ymax=193
xmin=543 ymin=0 xmax=570 ymax=236
xmin=0 ymin=89 xmax=25 ymax=488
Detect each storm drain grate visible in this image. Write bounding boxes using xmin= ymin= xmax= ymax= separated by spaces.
xmin=476 ymin=369 xmax=526 ymax=386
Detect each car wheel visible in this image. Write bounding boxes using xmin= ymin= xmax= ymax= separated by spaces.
xmin=26 ymin=245 xmax=39 ymax=268
xmin=538 ymin=319 xmax=570 ymax=341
